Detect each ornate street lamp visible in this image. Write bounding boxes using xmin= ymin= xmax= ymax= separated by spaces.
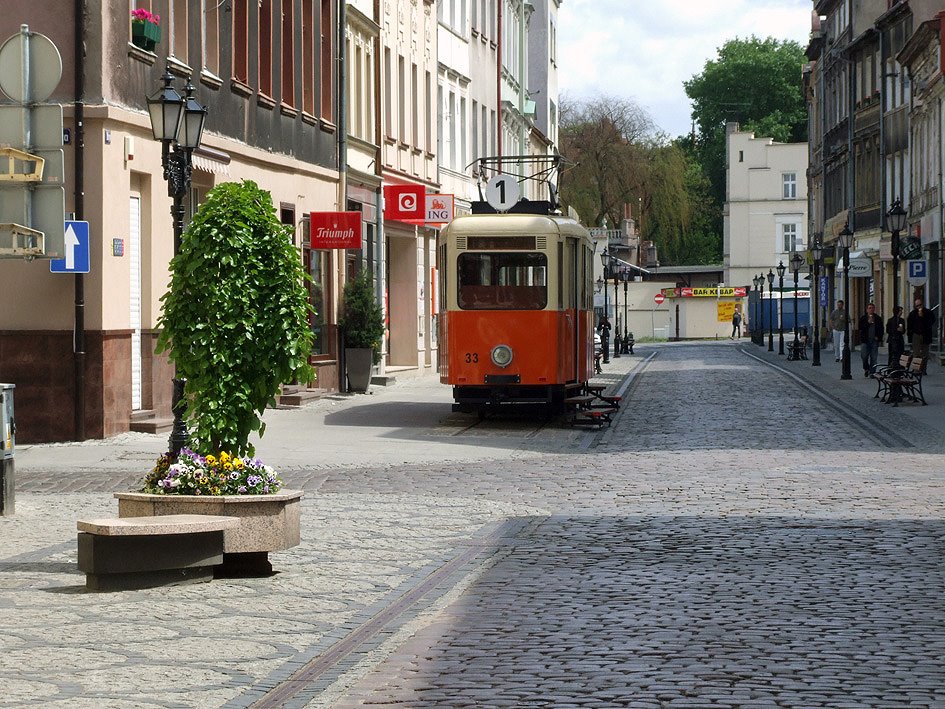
xmin=887 ymin=199 xmax=908 ymax=312
xmin=790 ymin=252 xmax=804 ymax=358
xmin=621 ymin=266 xmax=630 ymax=353
xmin=767 ymin=269 xmax=775 ymax=351
xmin=147 ymin=67 xmax=208 ymax=456
xmin=838 ymin=223 xmax=854 ymax=380
xmin=599 ymin=249 xmax=610 ymax=364
xmin=810 ymin=238 xmax=823 ymax=366
xmin=776 ymin=260 xmax=786 ymax=355
xmin=752 ymin=274 xmax=762 ymax=345
xmin=612 ymin=262 xmax=621 ymax=359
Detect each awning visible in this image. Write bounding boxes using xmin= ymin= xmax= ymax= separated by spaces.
xmin=191 ymin=145 xmax=231 ymax=176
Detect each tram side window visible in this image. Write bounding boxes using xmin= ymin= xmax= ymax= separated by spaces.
xmin=457 ymin=252 xmax=547 ymax=310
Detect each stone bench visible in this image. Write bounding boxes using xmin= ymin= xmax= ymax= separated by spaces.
xmin=77 ymin=514 xmax=240 ymax=592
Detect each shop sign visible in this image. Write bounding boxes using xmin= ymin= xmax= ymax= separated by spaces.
xmin=848 ymin=257 xmax=872 ymax=278
xmin=309 ymin=211 xmax=362 ymax=249
xmin=426 ymin=194 xmax=454 ymax=225
xmin=660 ymin=286 xmax=747 ymax=298
xmin=383 ymin=184 xmax=425 ymax=221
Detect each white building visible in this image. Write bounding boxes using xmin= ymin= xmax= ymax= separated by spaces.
xmin=724 ymin=123 xmax=809 ymax=292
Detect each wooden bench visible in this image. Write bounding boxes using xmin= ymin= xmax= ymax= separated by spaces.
xmin=77 ymin=514 xmax=240 ymax=592
xmin=787 ymin=336 xmax=808 ymax=361
xmin=870 ymin=354 xmax=911 ymax=401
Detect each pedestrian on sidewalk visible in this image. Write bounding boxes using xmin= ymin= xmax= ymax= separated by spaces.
xmin=886 ymin=305 xmax=906 ymax=365
xmin=731 ymin=308 xmax=742 ymax=339
xmin=597 ymin=316 xmax=611 ymax=363
xmin=858 ymin=302 xmax=882 ymax=376
xmin=829 ymin=300 xmax=848 ymax=362
xmin=907 ymin=297 xmax=936 ymax=373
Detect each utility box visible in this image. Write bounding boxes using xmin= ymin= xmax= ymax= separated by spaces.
xmin=0 ymin=383 xmax=14 ymax=516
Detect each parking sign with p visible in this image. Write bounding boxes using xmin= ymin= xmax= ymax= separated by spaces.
xmin=908 ymin=259 xmax=928 ymax=287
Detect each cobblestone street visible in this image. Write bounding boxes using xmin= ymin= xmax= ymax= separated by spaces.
xmin=4 ymin=343 xmax=945 ymax=707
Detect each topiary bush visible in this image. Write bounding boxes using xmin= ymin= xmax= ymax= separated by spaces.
xmin=156 ymin=180 xmax=314 ymax=455
xmin=338 ymin=269 xmax=385 ymax=364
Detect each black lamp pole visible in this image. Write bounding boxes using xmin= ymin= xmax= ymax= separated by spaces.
xmin=622 ymin=268 xmax=629 ymax=352
xmin=811 ymin=239 xmax=823 ymax=366
xmin=599 ymin=249 xmax=609 ymax=364
xmin=888 ymin=199 xmax=907 ymax=314
xmin=839 ymin=223 xmax=854 ymax=380
xmin=612 ymin=266 xmax=621 ymax=359
xmin=147 ymin=67 xmax=208 ymax=456
xmin=751 ymin=275 xmax=759 ymax=344
xmin=776 ymin=261 xmax=786 ymax=355
xmin=790 ymin=252 xmax=803 ymax=357
xmin=767 ymin=269 xmax=775 ymax=351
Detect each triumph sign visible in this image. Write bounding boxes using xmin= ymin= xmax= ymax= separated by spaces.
xmin=309 ymin=211 xmax=362 ymax=249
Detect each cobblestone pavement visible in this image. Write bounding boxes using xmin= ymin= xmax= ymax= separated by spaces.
xmin=3 ymin=343 xmax=945 ymax=707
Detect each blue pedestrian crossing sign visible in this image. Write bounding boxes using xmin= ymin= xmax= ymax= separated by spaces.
xmin=49 ymin=221 xmax=90 ymax=273
xmin=907 ymin=259 xmax=928 ymax=287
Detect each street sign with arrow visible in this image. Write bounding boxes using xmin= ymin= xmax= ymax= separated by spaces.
xmin=49 ymin=221 xmax=89 ymax=273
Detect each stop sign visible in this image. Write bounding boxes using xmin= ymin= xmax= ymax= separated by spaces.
xmin=654 ymin=293 xmax=665 ymax=305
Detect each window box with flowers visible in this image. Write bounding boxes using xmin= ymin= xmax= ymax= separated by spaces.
xmin=131 ymin=8 xmax=161 ymax=52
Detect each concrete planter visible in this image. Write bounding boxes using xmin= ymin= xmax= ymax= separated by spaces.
xmin=345 ymin=347 xmax=374 ymax=393
xmin=114 ymin=489 xmax=302 ymax=575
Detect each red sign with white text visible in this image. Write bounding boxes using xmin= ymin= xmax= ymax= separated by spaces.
xmin=309 ymin=211 xmax=362 ymax=249
xmin=384 ymin=184 xmax=426 ymax=221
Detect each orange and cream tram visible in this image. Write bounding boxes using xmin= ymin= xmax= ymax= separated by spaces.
xmin=437 ymin=163 xmax=596 ymax=414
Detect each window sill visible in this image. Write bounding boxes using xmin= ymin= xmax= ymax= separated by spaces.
xmin=320 ymin=118 xmax=336 ymax=134
xmin=384 ymin=135 xmax=397 ymax=145
xmin=231 ymin=78 xmax=253 ymax=98
xmin=200 ymin=69 xmax=224 ymax=90
xmin=257 ymin=93 xmax=277 ymax=110
xmin=167 ymin=56 xmax=192 ymax=77
xmin=127 ymin=43 xmax=157 ymax=64
xmin=301 ymin=111 xmax=318 ymax=126
xmin=280 ymin=103 xmax=299 ymax=118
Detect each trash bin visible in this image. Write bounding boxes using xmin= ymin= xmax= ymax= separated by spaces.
xmin=1 ymin=384 xmax=14 ymax=516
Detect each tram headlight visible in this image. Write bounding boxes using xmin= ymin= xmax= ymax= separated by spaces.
xmin=491 ymin=344 xmax=513 ymax=368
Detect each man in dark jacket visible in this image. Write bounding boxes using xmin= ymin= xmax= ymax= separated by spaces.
xmin=907 ymin=297 xmax=936 ymax=373
xmin=857 ymin=302 xmax=883 ymax=376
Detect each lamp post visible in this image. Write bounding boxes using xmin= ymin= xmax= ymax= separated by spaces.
xmin=776 ymin=261 xmax=786 ymax=355
xmin=767 ymin=269 xmax=775 ymax=351
xmin=147 ymin=67 xmax=208 ymax=456
xmin=810 ymin=239 xmax=823 ymax=366
xmin=612 ymin=262 xmax=621 ymax=359
xmin=621 ymin=266 xmax=630 ymax=353
xmin=838 ymin=223 xmax=854 ymax=380
xmin=887 ymin=199 xmax=908 ymax=312
xmin=599 ymin=250 xmax=610 ymax=364
xmin=751 ymin=275 xmax=760 ymax=344
xmin=790 ymin=252 xmax=804 ymax=357
xmin=754 ymin=274 xmax=763 ymax=345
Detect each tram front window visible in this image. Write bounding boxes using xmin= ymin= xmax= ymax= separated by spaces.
xmin=457 ymin=252 xmax=548 ymax=310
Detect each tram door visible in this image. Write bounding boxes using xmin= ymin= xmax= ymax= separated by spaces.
xmin=567 ymin=238 xmax=580 ymax=382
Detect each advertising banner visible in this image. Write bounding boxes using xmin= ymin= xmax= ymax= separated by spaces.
xmin=309 ymin=211 xmax=362 ymax=249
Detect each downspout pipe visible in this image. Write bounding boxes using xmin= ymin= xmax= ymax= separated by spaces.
xmin=497 ymin=1 xmax=502 ymax=159
xmin=73 ymin=0 xmax=86 ymax=440
xmin=338 ymin=0 xmax=347 ymax=210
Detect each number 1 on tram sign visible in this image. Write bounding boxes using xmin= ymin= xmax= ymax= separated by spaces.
xmin=654 ymin=293 xmax=665 ymax=305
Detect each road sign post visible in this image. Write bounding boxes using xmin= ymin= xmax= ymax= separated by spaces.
xmin=654 ymin=293 xmax=665 ymax=305
xmin=49 ymin=221 xmax=90 ymax=273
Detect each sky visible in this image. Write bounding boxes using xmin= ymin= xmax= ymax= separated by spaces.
xmin=557 ymin=0 xmax=814 ymax=139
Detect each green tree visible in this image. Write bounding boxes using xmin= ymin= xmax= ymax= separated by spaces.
xmin=156 ymin=180 xmax=314 ymax=455
xmin=684 ymin=36 xmax=808 ymax=207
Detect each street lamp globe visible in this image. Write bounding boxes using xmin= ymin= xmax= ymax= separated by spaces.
xmin=776 ymin=260 xmax=786 ymax=279
xmin=146 ymin=69 xmax=184 ymax=143
xmin=180 ymin=80 xmax=208 ymax=150
xmin=887 ymin=199 xmax=908 ymax=233
xmin=811 ymin=240 xmax=823 ymax=263
xmin=790 ymin=252 xmax=804 ymax=274
xmin=838 ymin=224 xmax=854 ymax=249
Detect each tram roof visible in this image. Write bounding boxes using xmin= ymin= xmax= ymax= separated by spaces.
xmin=444 ymin=212 xmax=590 ymax=239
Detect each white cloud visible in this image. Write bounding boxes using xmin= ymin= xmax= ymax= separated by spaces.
xmin=558 ymin=0 xmax=813 ymax=137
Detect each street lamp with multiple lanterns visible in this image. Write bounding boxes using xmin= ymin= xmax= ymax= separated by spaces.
xmin=789 ymin=252 xmax=804 ymax=358
xmin=147 ymin=66 xmax=208 ymax=456
xmin=776 ymin=260 xmax=786 ymax=355
xmin=838 ymin=222 xmax=854 ymax=380
xmin=887 ymin=199 xmax=908 ymax=310
xmin=810 ymin=238 xmax=823 ymax=366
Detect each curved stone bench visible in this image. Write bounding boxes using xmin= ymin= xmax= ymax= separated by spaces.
xmin=77 ymin=514 xmax=239 ymax=592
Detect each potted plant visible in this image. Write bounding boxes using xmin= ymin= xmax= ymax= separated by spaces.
xmin=130 ymin=8 xmax=161 ymax=52
xmin=338 ymin=270 xmax=385 ymax=393
xmin=119 ymin=180 xmax=315 ymax=575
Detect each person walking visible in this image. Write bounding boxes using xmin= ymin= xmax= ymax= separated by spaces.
xmin=731 ymin=308 xmax=742 ymax=339
xmin=857 ymin=302 xmax=882 ymax=376
xmin=597 ymin=315 xmax=611 ymax=363
xmin=907 ymin=297 xmax=936 ymax=373
xmin=886 ymin=305 xmax=906 ymax=366
xmin=828 ymin=300 xmax=848 ymax=362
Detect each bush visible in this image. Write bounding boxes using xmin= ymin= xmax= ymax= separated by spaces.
xmin=156 ymin=180 xmax=314 ymax=455
xmin=338 ymin=270 xmax=385 ymax=364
